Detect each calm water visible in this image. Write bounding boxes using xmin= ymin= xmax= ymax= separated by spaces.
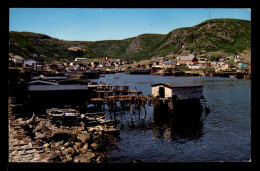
xmin=97 ymin=73 xmax=251 ymax=162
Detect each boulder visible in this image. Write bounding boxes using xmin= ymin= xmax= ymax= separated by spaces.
xmin=35 ymin=132 xmax=47 ymax=140
xmin=34 ymin=122 xmax=46 ymax=132
xmin=90 ymin=142 xmax=99 ymax=151
xmin=66 ymin=154 xmax=73 ymax=162
xmin=77 ymin=132 xmax=91 ymax=144
xmin=81 ymin=143 xmax=89 ymax=154
xmin=73 ymin=144 xmax=80 ymax=154
xmin=73 ymin=152 xmax=95 ymax=163
xmin=74 ymin=142 xmax=83 ymax=148
xmin=64 ymin=147 xmax=76 ymax=156
xmin=63 ymin=142 xmax=71 ymax=147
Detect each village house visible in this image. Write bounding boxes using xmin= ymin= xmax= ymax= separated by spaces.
xmin=210 ymin=61 xmax=219 ymax=69
xmin=217 ymin=61 xmax=226 ymax=68
xmin=116 ymin=59 xmax=123 ymax=65
xmin=215 ymin=63 xmax=229 ymax=72
xmin=226 ymin=56 xmax=234 ymax=60
xmin=202 ymin=62 xmax=212 ymax=68
xmin=189 ymin=64 xmax=201 ymax=69
xmin=91 ymin=62 xmax=98 ymax=68
xmin=247 ymin=64 xmax=251 ymax=74
xmin=49 ymin=64 xmax=59 ymax=71
xmin=9 ymin=53 xmax=24 ymax=66
xmin=234 ymin=55 xmax=242 ymax=63
xmin=197 ymin=55 xmax=207 ymax=63
xmin=145 ymin=63 xmax=153 ymax=69
xmin=157 ymin=57 xmax=165 ymax=61
xmin=75 ymin=58 xmax=88 ymax=62
xmin=11 ymin=55 xmax=24 ymax=66
xmin=101 ymin=57 xmax=109 ymax=61
xmin=152 ymin=61 xmax=163 ymax=69
xmin=177 ymin=54 xmax=198 ymax=66
xmin=219 ymin=58 xmax=225 ymax=62
xmin=99 ymin=61 xmax=110 ymax=68
xmin=163 ymin=61 xmax=176 ymax=69
xmin=36 ymin=59 xmax=45 ymax=70
xmin=24 ymin=59 xmax=37 ymax=70
xmin=237 ymin=63 xmax=248 ymax=69
xmin=210 ymin=61 xmax=229 ymax=71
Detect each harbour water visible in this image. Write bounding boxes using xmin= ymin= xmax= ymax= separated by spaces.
xmin=97 ymin=73 xmax=251 ymax=162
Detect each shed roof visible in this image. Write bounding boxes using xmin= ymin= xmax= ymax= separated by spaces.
xmin=178 ymin=54 xmax=196 ymax=61
xmin=151 ymin=83 xmax=203 ymax=88
xmin=24 ymin=59 xmax=36 ymax=62
xmin=27 ymin=85 xmax=88 ymax=91
xmin=27 ymin=80 xmax=58 ymax=85
xmin=13 ymin=55 xmax=24 ymax=59
xmin=163 ymin=61 xmax=177 ymax=65
xmin=32 ymin=75 xmax=68 ymax=80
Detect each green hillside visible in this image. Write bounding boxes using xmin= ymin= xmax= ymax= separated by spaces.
xmin=9 ymin=18 xmax=251 ymax=62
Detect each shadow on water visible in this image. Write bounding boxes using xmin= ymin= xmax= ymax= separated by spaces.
xmin=153 ymin=107 xmax=205 ymax=144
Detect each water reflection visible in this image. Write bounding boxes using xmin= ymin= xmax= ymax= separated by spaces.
xmin=152 ymin=110 xmax=205 ymax=144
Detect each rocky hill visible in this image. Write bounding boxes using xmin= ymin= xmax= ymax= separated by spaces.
xmin=9 ymin=18 xmax=251 ymax=62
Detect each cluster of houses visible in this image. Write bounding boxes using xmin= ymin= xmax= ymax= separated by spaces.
xmin=9 ymin=52 xmax=251 ymax=76
xmin=8 ymin=54 xmax=126 ymax=72
xmin=146 ymin=54 xmax=251 ymax=73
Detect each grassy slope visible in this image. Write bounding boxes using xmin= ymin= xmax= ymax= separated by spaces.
xmin=9 ymin=19 xmax=251 ymax=62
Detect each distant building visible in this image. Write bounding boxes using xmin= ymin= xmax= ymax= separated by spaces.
xmin=153 ymin=61 xmax=163 ymax=69
xmin=177 ymin=54 xmax=198 ymax=66
xmin=163 ymin=61 xmax=176 ymax=69
xmin=189 ymin=64 xmax=201 ymax=69
xmin=247 ymin=64 xmax=251 ymax=70
xmin=226 ymin=56 xmax=234 ymax=60
xmin=9 ymin=54 xmax=24 ymax=66
xmin=12 ymin=55 xmax=24 ymax=65
xmin=49 ymin=64 xmax=58 ymax=70
xmin=234 ymin=58 xmax=243 ymax=63
xmin=238 ymin=63 xmax=248 ymax=69
xmin=24 ymin=59 xmax=37 ymax=69
xmin=198 ymin=55 xmax=207 ymax=63
xmin=75 ymin=58 xmax=88 ymax=62
xmin=157 ymin=57 xmax=165 ymax=61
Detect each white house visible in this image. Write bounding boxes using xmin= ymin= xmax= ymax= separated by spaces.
xmin=151 ymin=83 xmax=203 ymax=100
xmin=24 ymin=59 xmax=36 ymax=69
xmin=189 ymin=64 xmax=201 ymax=69
xmin=75 ymin=58 xmax=88 ymax=62
xmin=12 ymin=55 xmax=24 ymax=65
xmin=153 ymin=61 xmax=163 ymax=68
xmin=234 ymin=57 xmax=242 ymax=63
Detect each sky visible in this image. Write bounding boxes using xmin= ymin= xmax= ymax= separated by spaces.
xmin=9 ymin=8 xmax=251 ymax=41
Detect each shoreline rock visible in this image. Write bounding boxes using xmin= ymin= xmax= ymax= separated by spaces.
xmin=9 ymin=106 xmax=120 ymax=163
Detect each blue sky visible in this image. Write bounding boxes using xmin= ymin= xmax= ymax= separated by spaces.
xmin=9 ymin=8 xmax=251 ymax=41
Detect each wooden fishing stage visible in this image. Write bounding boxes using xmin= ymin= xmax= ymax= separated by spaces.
xmin=88 ymin=82 xmax=210 ymax=120
xmin=88 ymin=84 xmax=150 ymax=116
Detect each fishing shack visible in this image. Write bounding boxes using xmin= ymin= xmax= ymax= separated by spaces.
xmin=25 ymin=81 xmax=90 ymax=114
xmin=151 ymin=83 xmax=203 ymax=100
xmin=151 ymin=83 xmax=208 ymax=119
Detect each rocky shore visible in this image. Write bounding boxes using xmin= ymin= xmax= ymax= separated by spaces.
xmin=8 ymin=98 xmax=120 ymax=163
